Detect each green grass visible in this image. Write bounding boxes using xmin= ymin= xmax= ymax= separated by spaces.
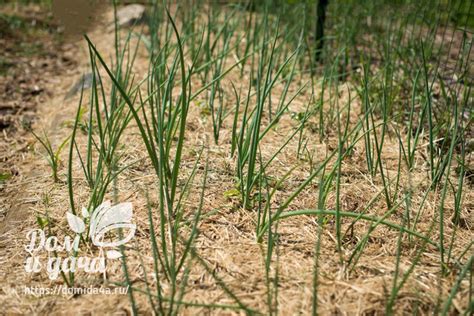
xmin=53 ymin=0 xmax=474 ymax=314
xmin=31 ymin=130 xmax=70 ymax=183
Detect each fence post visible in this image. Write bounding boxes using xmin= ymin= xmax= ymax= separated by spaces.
xmin=315 ymin=0 xmax=329 ymax=62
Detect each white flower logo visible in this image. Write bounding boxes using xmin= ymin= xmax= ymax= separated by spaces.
xmin=66 ymin=201 xmax=136 ymax=259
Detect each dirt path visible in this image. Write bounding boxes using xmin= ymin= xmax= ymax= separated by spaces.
xmin=0 ymin=5 xmax=128 ymax=313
